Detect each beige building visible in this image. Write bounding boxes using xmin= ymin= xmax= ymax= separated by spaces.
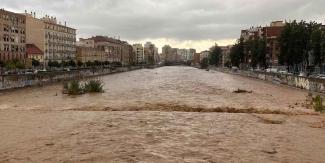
xmin=0 ymin=9 xmax=26 ymax=63
xmin=76 ymin=46 xmax=107 ymax=63
xmin=24 ymin=11 xmax=76 ymax=65
xmin=25 ymin=12 xmax=45 ymax=54
xmin=162 ymin=45 xmax=178 ymax=63
xmin=80 ymin=36 xmax=135 ymax=66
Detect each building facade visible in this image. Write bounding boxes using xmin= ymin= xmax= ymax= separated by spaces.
xmin=76 ymin=46 xmax=108 ymax=63
xmin=24 ymin=11 xmax=76 ymax=65
xmin=132 ymin=43 xmax=144 ymax=64
xmin=192 ymin=53 xmax=201 ymax=65
xmin=162 ymin=45 xmax=178 ymax=63
xmin=42 ymin=16 xmax=76 ymax=63
xmin=220 ymin=45 xmax=232 ymax=67
xmin=240 ymin=21 xmax=284 ymax=67
xmin=144 ymin=42 xmax=158 ymax=65
xmin=263 ymin=21 xmax=284 ymax=66
xmin=200 ymin=50 xmax=210 ymax=61
xmin=0 ymin=9 xmax=26 ymax=63
xmin=80 ymin=36 xmax=135 ymax=66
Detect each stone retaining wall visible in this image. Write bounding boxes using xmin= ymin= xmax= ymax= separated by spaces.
xmin=213 ymin=67 xmax=325 ymax=93
xmin=0 ymin=66 xmax=141 ymax=91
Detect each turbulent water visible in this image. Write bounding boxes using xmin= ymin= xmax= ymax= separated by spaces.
xmin=0 ymin=66 xmax=325 ymax=163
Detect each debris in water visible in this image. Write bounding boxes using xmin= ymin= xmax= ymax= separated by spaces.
xmin=45 ymin=143 xmax=55 ymax=146
xmin=233 ymin=89 xmax=253 ymax=94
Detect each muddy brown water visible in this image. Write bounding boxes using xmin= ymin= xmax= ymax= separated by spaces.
xmin=0 ymin=66 xmax=325 ymax=163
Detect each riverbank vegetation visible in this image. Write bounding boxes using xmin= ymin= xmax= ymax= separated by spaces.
xmin=63 ymin=79 xmax=104 ymax=95
xmin=229 ymin=20 xmax=325 ymax=73
xmin=84 ymin=80 xmax=104 ymax=93
xmin=313 ymin=95 xmax=325 ymax=113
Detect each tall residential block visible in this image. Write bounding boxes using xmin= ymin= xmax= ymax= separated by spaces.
xmin=0 ymin=9 xmax=26 ymax=63
xmin=133 ymin=43 xmax=144 ymax=64
xmin=24 ymin=11 xmax=76 ymax=65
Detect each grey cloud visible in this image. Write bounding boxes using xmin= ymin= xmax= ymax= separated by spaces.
xmin=1 ymin=0 xmax=325 ymax=41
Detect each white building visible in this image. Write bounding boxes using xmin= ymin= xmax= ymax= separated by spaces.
xmin=132 ymin=43 xmax=144 ymax=64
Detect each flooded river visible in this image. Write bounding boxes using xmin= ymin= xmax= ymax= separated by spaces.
xmin=0 ymin=66 xmax=325 ymax=162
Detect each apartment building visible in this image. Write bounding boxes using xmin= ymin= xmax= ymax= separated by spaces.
xmin=144 ymin=42 xmax=158 ymax=65
xmin=192 ymin=53 xmax=201 ymax=65
xmin=162 ymin=45 xmax=178 ymax=63
xmin=0 ymin=9 xmax=26 ymax=63
xmin=200 ymin=50 xmax=210 ymax=61
xmin=24 ymin=11 xmax=76 ymax=65
xmin=240 ymin=21 xmax=284 ymax=66
xmin=76 ymin=46 xmax=107 ymax=63
xmin=42 ymin=16 xmax=76 ymax=63
xmin=132 ymin=43 xmax=144 ymax=64
xmin=263 ymin=21 xmax=284 ymax=66
xmin=80 ymin=36 xmax=135 ymax=66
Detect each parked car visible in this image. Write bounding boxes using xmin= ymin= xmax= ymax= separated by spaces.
xmin=63 ymin=68 xmax=71 ymax=72
xmin=34 ymin=69 xmax=47 ymax=74
xmin=278 ymin=70 xmax=288 ymax=74
xmin=299 ymin=72 xmax=307 ymax=77
xmin=266 ymin=68 xmax=278 ymax=73
xmin=232 ymin=66 xmax=239 ymax=70
xmin=318 ymin=74 xmax=325 ymax=79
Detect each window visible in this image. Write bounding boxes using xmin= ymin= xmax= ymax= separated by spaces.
xmin=3 ymin=24 xmax=9 ymax=32
xmin=3 ymin=34 xmax=9 ymax=42
xmin=10 ymin=36 xmax=15 ymax=42
xmin=4 ymin=44 xmax=10 ymax=51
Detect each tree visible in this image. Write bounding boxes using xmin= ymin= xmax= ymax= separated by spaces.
xmin=249 ymin=39 xmax=259 ymax=68
xmin=32 ymin=59 xmax=40 ymax=67
xmin=209 ymin=44 xmax=222 ymax=66
xmin=48 ymin=60 xmax=61 ymax=68
xmin=94 ymin=60 xmax=101 ymax=67
xmin=200 ymin=58 xmax=209 ymax=69
xmin=103 ymin=61 xmax=110 ymax=66
xmin=255 ymin=38 xmax=267 ymax=69
xmin=230 ymin=44 xmax=240 ymax=67
xmin=5 ymin=59 xmax=25 ymax=70
xmin=230 ymin=38 xmax=245 ymax=67
xmin=310 ymin=25 xmax=322 ymax=67
xmin=278 ymin=20 xmax=323 ymax=72
xmin=61 ymin=61 xmax=69 ymax=67
xmin=0 ymin=61 xmax=4 ymax=68
xmin=86 ymin=61 xmax=93 ymax=67
xmin=68 ymin=60 xmax=76 ymax=67
xmin=77 ymin=60 xmax=83 ymax=67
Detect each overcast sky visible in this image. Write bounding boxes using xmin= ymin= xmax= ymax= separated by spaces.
xmin=2 ymin=0 xmax=325 ymax=52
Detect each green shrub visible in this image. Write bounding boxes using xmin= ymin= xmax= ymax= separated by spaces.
xmin=313 ymin=95 xmax=325 ymax=113
xmin=63 ymin=80 xmax=104 ymax=95
xmin=200 ymin=58 xmax=209 ymax=69
xmin=63 ymin=80 xmax=84 ymax=95
xmin=84 ymin=80 xmax=104 ymax=93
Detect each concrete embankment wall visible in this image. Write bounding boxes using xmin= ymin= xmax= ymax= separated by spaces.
xmin=213 ymin=67 xmax=325 ymax=94
xmin=0 ymin=66 xmax=141 ymax=91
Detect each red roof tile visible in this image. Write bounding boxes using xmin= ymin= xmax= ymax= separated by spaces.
xmin=26 ymin=44 xmax=43 ymax=56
